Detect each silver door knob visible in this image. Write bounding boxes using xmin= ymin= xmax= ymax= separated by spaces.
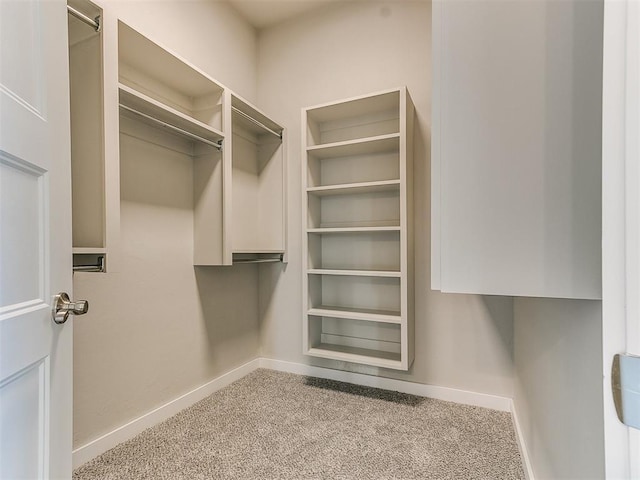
xmin=52 ymin=292 xmax=89 ymax=324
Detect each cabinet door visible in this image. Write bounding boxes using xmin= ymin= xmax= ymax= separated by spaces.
xmin=432 ymin=0 xmax=602 ymax=299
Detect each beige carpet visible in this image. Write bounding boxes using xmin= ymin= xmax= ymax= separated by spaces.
xmin=74 ymin=369 xmax=524 ymax=479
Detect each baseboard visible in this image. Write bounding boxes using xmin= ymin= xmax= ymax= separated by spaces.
xmin=259 ymin=358 xmax=512 ymax=412
xmin=511 ymin=400 xmax=536 ymax=480
xmin=72 ymin=358 xmax=261 ymax=468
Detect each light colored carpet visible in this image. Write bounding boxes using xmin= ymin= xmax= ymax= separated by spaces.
xmin=73 ymin=369 xmax=524 ymax=479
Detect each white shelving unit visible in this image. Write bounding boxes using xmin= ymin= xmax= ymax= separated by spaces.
xmin=302 ymin=87 xmax=414 ymax=370
xmin=68 ymin=0 xmax=108 ymax=273
xmin=223 ymin=92 xmax=286 ymax=265
xmin=112 ymin=20 xmax=287 ymax=267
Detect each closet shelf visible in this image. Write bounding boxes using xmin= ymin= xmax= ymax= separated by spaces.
xmin=307 ymin=226 xmax=401 ymax=234
xmin=307 ymin=345 xmax=402 ymax=369
xmin=306 ymin=133 xmax=400 ymax=159
xmin=119 ymin=84 xmax=224 ymax=146
xmin=307 ymin=179 xmax=400 ymax=197
xmin=308 ymin=269 xmax=401 ymax=278
xmin=73 ymin=247 xmax=107 ymax=254
xmin=308 ymin=306 xmax=401 ymax=324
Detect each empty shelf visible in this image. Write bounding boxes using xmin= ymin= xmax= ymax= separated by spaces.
xmin=119 ymin=84 xmax=224 ymax=145
xmin=307 ymin=226 xmax=401 ymax=234
xmin=306 ymin=133 xmax=399 ymax=159
xmin=307 ymin=180 xmax=400 ymax=197
xmin=307 ymin=269 xmax=401 ymax=278
xmin=308 ymin=305 xmax=401 ymax=324
xmin=306 ymin=344 xmax=402 ymax=369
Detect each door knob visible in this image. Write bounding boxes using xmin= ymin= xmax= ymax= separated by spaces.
xmin=52 ymin=292 xmax=89 ymax=324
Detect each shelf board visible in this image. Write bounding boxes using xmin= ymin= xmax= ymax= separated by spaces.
xmin=119 ymin=22 xmax=223 ymax=99
xmin=308 ymin=306 xmax=401 ymax=324
xmin=232 ymin=94 xmax=283 ymax=137
xmin=119 ymin=84 xmax=224 ymax=145
xmin=233 ymin=249 xmax=285 ymax=254
xmin=306 ymin=133 xmax=399 ymax=159
xmin=307 ymin=269 xmax=401 ymax=278
xmin=307 ymin=226 xmax=401 ymax=234
xmin=306 ymin=344 xmax=402 ymax=369
xmin=73 ymin=247 xmax=106 ymax=254
xmin=305 ymin=88 xmax=401 ymax=124
xmin=307 ymin=179 xmax=400 ymax=197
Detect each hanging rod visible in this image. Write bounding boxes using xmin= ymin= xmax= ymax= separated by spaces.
xmin=119 ymin=104 xmax=223 ymax=150
xmin=232 ymin=107 xmax=282 ymax=139
xmin=233 ymin=253 xmax=284 ymax=264
xmin=73 ymin=255 xmax=105 ymax=273
xmin=67 ymin=5 xmax=101 ymax=32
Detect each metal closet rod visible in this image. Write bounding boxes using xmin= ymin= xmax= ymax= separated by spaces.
xmin=232 ymin=107 xmax=282 ymax=139
xmin=119 ymin=104 xmax=223 ymax=150
xmin=233 ymin=254 xmax=284 ymax=264
xmin=67 ymin=5 xmax=101 ymax=32
xmin=73 ymin=255 xmax=105 ymax=273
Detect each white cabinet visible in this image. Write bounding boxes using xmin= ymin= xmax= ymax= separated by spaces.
xmin=302 ymin=88 xmax=414 ymax=370
xmin=431 ymin=0 xmax=602 ymax=299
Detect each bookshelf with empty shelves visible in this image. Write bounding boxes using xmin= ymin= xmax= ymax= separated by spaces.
xmin=302 ymin=87 xmax=414 ymax=370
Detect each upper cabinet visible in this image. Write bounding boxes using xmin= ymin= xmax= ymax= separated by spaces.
xmin=431 ymin=0 xmax=602 ymax=299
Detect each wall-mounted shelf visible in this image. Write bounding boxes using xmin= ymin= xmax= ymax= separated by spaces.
xmin=213 ymin=92 xmax=286 ymax=265
xmin=302 ymin=87 xmax=414 ymax=370
xmin=307 ymin=180 xmax=400 ymax=197
xmin=68 ymin=0 xmax=114 ymax=272
xmin=308 ymin=269 xmax=401 ymax=277
xmin=119 ymin=84 xmax=224 ymax=148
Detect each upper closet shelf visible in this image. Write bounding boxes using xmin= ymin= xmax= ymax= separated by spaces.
xmin=119 ymin=22 xmax=222 ymax=101
xmin=231 ymin=94 xmax=283 ymax=138
xmin=119 ymin=84 xmax=224 ymax=148
xmin=306 ymin=133 xmax=399 ymax=159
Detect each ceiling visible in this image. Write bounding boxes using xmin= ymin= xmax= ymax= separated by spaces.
xmin=226 ymin=0 xmax=341 ymax=29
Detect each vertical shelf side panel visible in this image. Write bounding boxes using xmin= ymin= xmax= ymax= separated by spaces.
xmin=302 ymin=108 xmax=311 ymax=354
xmin=193 ymin=146 xmax=225 ymax=265
xmin=403 ymin=88 xmax=415 ymax=369
xmin=222 ymin=89 xmax=233 ymax=264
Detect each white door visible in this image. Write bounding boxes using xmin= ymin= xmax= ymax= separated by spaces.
xmin=0 ymin=0 xmax=74 ymax=478
xmin=602 ymin=0 xmax=640 ymax=478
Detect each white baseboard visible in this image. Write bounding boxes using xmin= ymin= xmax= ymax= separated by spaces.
xmin=73 ymin=357 xmax=518 ymax=469
xmin=511 ymin=400 xmax=535 ymax=480
xmin=259 ymin=358 xmax=512 ymax=412
xmin=72 ymin=358 xmax=261 ymax=468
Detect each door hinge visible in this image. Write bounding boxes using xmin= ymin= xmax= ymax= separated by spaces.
xmin=612 ymin=353 xmax=640 ymax=429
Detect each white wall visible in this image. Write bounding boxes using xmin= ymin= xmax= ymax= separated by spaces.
xmin=73 ymin=0 xmax=260 ymax=448
xmin=256 ymin=1 xmax=515 ymax=397
xmin=514 ymin=298 xmax=604 ymax=479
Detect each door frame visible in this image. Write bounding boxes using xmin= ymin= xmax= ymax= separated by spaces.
xmin=602 ymin=0 xmax=639 ymax=477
